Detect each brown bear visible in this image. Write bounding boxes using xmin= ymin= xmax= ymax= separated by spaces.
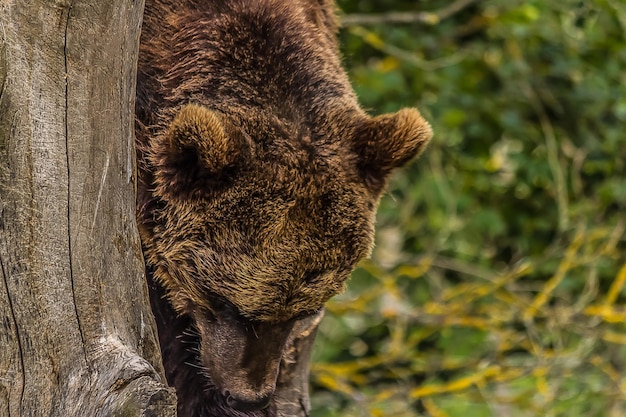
xmin=135 ymin=0 xmax=432 ymax=416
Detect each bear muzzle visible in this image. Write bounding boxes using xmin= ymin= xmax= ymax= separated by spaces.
xmin=197 ymin=316 xmax=296 ymax=411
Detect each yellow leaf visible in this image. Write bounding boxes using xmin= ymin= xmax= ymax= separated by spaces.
xmin=602 ymin=331 xmax=626 ymax=345
xmin=422 ymin=398 xmax=449 ymax=417
xmin=377 ymin=56 xmax=400 ymax=73
xmin=605 ymin=262 xmax=626 ymax=306
xmin=410 ymin=366 xmax=501 ymax=399
xmin=584 ymin=305 xmax=626 ymax=323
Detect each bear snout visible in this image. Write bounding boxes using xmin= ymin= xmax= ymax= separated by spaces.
xmin=196 ymin=315 xmax=295 ymax=410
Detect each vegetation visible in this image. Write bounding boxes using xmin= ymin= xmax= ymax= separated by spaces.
xmin=310 ymin=1 xmax=626 ymax=416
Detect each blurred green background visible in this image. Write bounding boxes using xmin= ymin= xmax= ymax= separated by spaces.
xmin=310 ymin=1 xmax=626 ymax=416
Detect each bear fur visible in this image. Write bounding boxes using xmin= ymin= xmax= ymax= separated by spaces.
xmin=135 ymin=0 xmax=432 ymax=416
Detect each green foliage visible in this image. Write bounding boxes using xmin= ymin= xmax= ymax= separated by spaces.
xmin=311 ymin=1 xmax=626 ymax=416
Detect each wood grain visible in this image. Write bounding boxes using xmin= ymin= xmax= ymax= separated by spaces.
xmin=0 ymin=1 xmax=175 ymax=415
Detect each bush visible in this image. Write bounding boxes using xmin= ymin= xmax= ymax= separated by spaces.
xmin=311 ymin=1 xmax=626 ymax=416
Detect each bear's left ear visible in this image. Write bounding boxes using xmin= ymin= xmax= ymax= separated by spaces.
xmin=352 ymin=108 xmax=432 ymax=191
xmin=151 ymin=104 xmax=251 ymax=200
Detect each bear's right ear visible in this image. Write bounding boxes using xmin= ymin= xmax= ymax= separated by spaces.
xmin=150 ymin=104 xmax=251 ymax=200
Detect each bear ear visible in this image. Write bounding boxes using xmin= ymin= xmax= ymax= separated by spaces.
xmin=151 ymin=104 xmax=251 ymax=200
xmin=352 ymin=108 xmax=432 ymax=191
xmin=299 ymin=0 xmax=340 ymax=35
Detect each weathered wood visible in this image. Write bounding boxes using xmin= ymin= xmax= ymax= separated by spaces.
xmin=274 ymin=311 xmax=324 ymax=416
xmin=0 ymin=1 xmax=175 ymax=416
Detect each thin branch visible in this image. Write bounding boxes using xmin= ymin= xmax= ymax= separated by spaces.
xmin=342 ymin=11 xmax=436 ymax=26
xmin=341 ymin=0 xmax=479 ymax=26
xmin=348 ymin=26 xmax=469 ymax=71
xmin=521 ymin=81 xmax=570 ymax=232
xmin=437 ymin=0 xmax=481 ymax=21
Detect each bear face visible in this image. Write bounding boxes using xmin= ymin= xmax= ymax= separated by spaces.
xmin=136 ymin=0 xmax=432 ymax=414
xmin=147 ymin=103 xmax=381 ymax=320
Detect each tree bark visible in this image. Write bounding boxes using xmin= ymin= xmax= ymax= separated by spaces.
xmin=274 ymin=311 xmax=323 ymax=416
xmin=0 ymin=1 xmax=176 ymax=416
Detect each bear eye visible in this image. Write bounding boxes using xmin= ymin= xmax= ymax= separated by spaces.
xmin=205 ymin=293 xmax=242 ymax=321
xmin=292 ymin=308 xmax=322 ymax=321
xmin=303 ymin=269 xmax=326 ymax=284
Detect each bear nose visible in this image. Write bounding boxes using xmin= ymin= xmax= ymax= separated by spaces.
xmin=225 ymin=392 xmax=272 ymax=412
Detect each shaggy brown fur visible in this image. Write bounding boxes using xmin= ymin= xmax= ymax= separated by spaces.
xmin=136 ymin=0 xmax=432 ymax=416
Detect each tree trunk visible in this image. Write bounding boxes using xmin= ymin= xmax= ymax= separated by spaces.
xmin=0 ymin=1 xmax=176 ymax=416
